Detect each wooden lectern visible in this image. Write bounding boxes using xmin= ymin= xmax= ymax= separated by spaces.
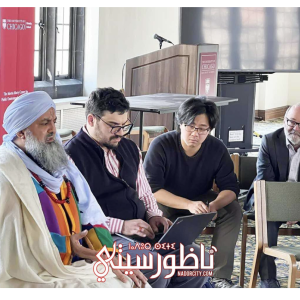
xmin=125 ymin=44 xmax=219 ymax=130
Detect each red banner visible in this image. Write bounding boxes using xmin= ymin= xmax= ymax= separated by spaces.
xmin=198 ymin=52 xmax=218 ymax=97
xmin=0 ymin=7 xmax=34 ymax=144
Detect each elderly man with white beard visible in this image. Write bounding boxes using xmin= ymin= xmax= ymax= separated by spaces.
xmin=0 ymin=91 xmax=147 ymax=288
xmin=245 ymin=103 xmax=300 ymax=288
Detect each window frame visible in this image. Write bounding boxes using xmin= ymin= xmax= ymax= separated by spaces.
xmin=55 ymin=7 xmax=73 ymax=79
xmin=34 ymin=7 xmax=85 ymax=99
xmin=34 ymin=7 xmax=43 ymax=81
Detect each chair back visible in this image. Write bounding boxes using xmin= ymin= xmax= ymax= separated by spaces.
xmin=239 ymin=156 xmax=257 ymax=189
xmin=254 ymin=180 xmax=300 ymax=246
xmin=265 ymin=181 xmax=300 ymax=222
xmin=229 ymin=154 xmax=257 ymax=189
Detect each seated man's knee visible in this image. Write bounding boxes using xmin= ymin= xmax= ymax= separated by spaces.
xmin=226 ymin=200 xmax=243 ymax=221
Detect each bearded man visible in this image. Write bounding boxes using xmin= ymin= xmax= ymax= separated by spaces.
xmin=245 ymin=104 xmax=300 ymax=288
xmin=0 ymin=91 xmax=147 ymax=288
xmin=64 ymin=87 xmax=213 ymax=289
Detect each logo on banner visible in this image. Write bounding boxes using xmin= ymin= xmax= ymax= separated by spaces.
xmin=2 ymin=19 xmax=32 ymax=30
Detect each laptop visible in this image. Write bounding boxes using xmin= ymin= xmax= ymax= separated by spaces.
xmin=116 ymin=212 xmax=216 ymax=254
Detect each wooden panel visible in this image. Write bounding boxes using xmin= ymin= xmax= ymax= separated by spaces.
xmin=130 ymin=56 xmax=189 ymax=130
xmin=256 ymin=110 xmax=265 ymax=120
xmin=255 ymin=105 xmax=289 ymax=121
xmin=125 ymin=44 xmax=198 ymax=134
xmin=131 ymin=56 xmax=189 ymax=95
xmin=125 ymin=44 xmax=198 ymax=97
xmin=265 ymin=105 xmax=289 ymax=120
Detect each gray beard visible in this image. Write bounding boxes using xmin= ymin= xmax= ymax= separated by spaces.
xmin=24 ymin=130 xmax=69 ymax=175
xmin=285 ymin=127 xmax=300 ymax=148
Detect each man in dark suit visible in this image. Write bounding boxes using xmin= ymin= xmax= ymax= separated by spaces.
xmin=245 ymin=104 xmax=300 ymax=288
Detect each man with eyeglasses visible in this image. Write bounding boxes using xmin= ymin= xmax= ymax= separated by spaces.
xmin=65 ymin=88 xmax=212 ymax=289
xmin=245 ymin=104 xmax=300 ymax=288
xmin=144 ymin=97 xmax=242 ymax=288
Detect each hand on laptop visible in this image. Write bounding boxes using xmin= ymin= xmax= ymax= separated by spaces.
xmin=149 ymin=216 xmax=172 ymax=235
xmin=122 ymin=219 xmax=155 ymax=239
xmin=187 ymin=201 xmax=209 ymax=214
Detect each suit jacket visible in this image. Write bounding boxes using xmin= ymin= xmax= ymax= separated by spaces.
xmin=244 ymin=127 xmax=300 ymax=210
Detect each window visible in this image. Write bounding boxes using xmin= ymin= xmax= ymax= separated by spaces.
xmin=34 ymin=7 xmax=85 ymax=99
xmin=56 ymin=7 xmax=71 ymax=78
xmin=34 ymin=7 xmax=42 ymax=80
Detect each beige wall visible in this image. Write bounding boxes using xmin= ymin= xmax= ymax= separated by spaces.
xmin=84 ymin=7 xmax=180 ymax=95
xmin=84 ymin=7 xmax=300 ymax=110
xmin=255 ymin=80 xmax=266 ymax=110
xmin=288 ymin=73 xmax=300 ymax=106
xmin=83 ymin=8 xmax=101 ymax=96
xmin=255 ymin=73 xmax=298 ymax=110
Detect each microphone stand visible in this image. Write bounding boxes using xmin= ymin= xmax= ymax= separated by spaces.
xmin=159 ymin=40 xmax=163 ymax=49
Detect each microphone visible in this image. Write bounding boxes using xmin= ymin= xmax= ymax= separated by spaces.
xmin=154 ymin=34 xmax=174 ymax=49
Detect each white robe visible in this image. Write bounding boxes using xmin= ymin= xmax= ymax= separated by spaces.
xmin=0 ymin=146 xmax=136 ymax=288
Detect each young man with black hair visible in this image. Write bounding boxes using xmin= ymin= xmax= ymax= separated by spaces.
xmin=144 ymin=97 xmax=242 ymax=288
xmin=65 ymin=88 xmax=212 ymax=289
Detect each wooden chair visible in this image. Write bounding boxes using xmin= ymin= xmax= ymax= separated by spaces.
xmin=238 ymin=155 xmax=257 ymax=287
xmin=130 ymin=126 xmax=168 ymax=151
xmin=130 ymin=129 xmax=150 ymax=151
xmin=239 ymin=156 xmax=300 ymax=287
xmin=249 ymin=180 xmax=300 ymax=288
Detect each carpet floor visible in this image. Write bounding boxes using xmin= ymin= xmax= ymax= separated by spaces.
xmin=195 ymin=216 xmax=300 ymax=288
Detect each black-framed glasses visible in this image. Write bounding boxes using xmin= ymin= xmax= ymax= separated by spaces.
xmin=94 ymin=114 xmax=133 ymax=136
xmin=184 ymin=124 xmax=210 ymax=134
xmin=286 ymin=118 xmax=300 ymax=129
